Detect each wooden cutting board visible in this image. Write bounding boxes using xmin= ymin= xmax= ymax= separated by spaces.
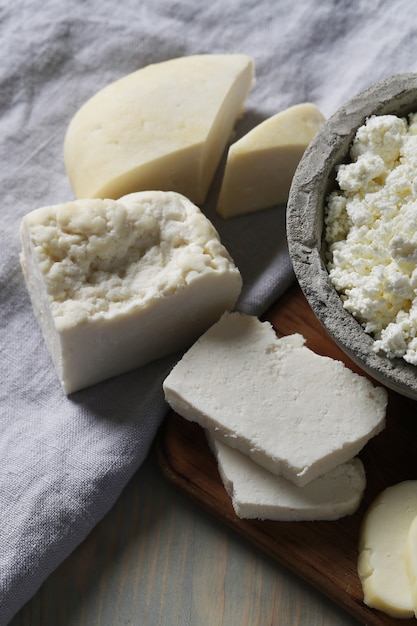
xmin=156 ymin=282 xmax=417 ymax=625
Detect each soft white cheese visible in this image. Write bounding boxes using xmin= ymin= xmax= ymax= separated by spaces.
xmin=163 ymin=312 xmax=387 ymax=486
xmin=20 ymin=190 xmax=242 ymax=394
xmin=216 ymin=103 xmax=325 ymax=218
xmin=325 ymin=112 xmax=417 ymax=365
xmin=358 ymin=481 xmax=417 ymax=618
xmin=207 ymin=431 xmax=366 ymax=521
xmin=64 ymin=54 xmax=254 ymax=203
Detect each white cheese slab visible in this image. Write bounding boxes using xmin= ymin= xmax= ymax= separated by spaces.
xmin=207 ymin=432 xmax=366 ymax=521
xmin=163 ymin=312 xmax=387 ymax=486
xmin=20 ymin=190 xmax=242 ymax=394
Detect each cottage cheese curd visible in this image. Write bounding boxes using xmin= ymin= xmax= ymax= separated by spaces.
xmin=325 ymin=113 xmax=417 ymax=365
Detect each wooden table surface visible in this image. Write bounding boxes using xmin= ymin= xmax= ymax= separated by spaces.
xmin=9 ymin=442 xmax=362 ymax=626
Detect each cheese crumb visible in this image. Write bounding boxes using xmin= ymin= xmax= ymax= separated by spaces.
xmin=325 ymin=113 xmax=417 ymax=364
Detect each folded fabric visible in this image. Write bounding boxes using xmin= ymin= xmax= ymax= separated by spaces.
xmin=2 ymin=0 xmax=417 ymax=623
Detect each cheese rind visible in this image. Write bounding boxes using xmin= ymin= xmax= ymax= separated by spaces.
xmin=216 ymin=103 xmax=325 ymax=218
xmin=163 ymin=312 xmax=387 ymax=486
xmin=207 ymin=432 xmax=366 ymax=521
xmin=19 ymin=190 xmax=242 ymax=394
xmin=64 ymin=54 xmax=254 ymax=203
xmin=358 ymin=481 xmax=417 ymax=618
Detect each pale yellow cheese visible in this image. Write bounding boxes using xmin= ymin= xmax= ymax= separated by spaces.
xmin=357 ymin=481 xmax=417 ymax=618
xmin=64 ymin=54 xmax=254 ymax=203
xmin=406 ymin=514 xmax=417 ymax=617
xmin=216 ymin=103 xmax=325 ymax=218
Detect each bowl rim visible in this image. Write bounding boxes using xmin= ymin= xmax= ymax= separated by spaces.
xmin=286 ymin=72 xmax=417 ymax=399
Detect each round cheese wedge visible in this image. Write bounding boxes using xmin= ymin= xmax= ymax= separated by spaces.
xmin=64 ymin=54 xmax=254 ymax=203
xmin=216 ymin=103 xmax=325 ymax=217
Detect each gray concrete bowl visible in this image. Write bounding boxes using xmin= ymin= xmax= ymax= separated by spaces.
xmin=287 ymin=73 xmax=417 ymax=400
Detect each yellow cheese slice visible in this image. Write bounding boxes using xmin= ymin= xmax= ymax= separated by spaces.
xmin=406 ymin=514 xmax=417 ymax=617
xmin=357 ymin=481 xmax=417 ymax=618
xmin=216 ymin=103 xmax=325 ymax=218
xmin=64 ymin=54 xmax=254 ymax=203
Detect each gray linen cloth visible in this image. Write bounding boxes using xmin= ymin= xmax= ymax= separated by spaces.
xmin=2 ymin=0 xmax=417 ymax=622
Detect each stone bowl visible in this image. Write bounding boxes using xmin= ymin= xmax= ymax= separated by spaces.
xmin=286 ymin=73 xmax=417 ymax=400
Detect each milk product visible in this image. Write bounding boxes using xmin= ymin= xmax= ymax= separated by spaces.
xmin=207 ymin=432 xmax=366 ymax=521
xmin=64 ymin=54 xmax=254 ymax=203
xmin=217 ymin=103 xmax=325 ymax=218
xmin=325 ymin=113 xmax=417 ymax=365
xmin=19 ymin=190 xmax=242 ymax=394
xmin=163 ymin=312 xmax=387 ymax=486
xmin=357 ymin=481 xmax=417 ymax=618
xmin=406 ymin=514 xmax=417 ymax=616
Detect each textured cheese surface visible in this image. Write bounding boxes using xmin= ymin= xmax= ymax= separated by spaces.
xmin=325 ymin=113 xmax=417 ymax=365
xmin=20 ymin=190 xmax=242 ymax=394
xmin=358 ymin=481 xmax=417 ymax=618
xmin=163 ymin=312 xmax=387 ymax=486
xmin=216 ymin=103 xmax=325 ymax=217
xmin=64 ymin=54 xmax=254 ymax=203
xmin=207 ymin=432 xmax=366 ymax=521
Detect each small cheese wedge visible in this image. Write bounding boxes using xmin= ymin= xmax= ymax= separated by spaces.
xmin=207 ymin=432 xmax=366 ymax=521
xmin=216 ymin=103 xmax=325 ymax=218
xmin=19 ymin=190 xmax=242 ymax=394
xmin=358 ymin=481 xmax=417 ymax=618
xmin=163 ymin=312 xmax=387 ymax=486
xmin=64 ymin=54 xmax=254 ymax=203
xmin=406 ymin=514 xmax=417 ymax=616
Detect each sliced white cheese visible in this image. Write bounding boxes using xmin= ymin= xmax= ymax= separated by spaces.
xmin=163 ymin=312 xmax=387 ymax=486
xmin=207 ymin=431 xmax=366 ymax=521
xmin=216 ymin=103 xmax=325 ymax=218
xmin=19 ymin=190 xmax=242 ymax=394
xmin=64 ymin=54 xmax=254 ymax=203
xmin=357 ymin=481 xmax=417 ymax=618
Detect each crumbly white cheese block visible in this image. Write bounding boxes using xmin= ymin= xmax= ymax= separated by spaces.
xmin=163 ymin=312 xmax=387 ymax=486
xmin=406 ymin=514 xmax=417 ymax=617
xmin=216 ymin=103 xmax=325 ymax=218
xmin=358 ymin=481 xmax=417 ymax=618
xmin=325 ymin=112 xmax=417 ymax=365
xmin=64 ymin=54 xmax=254 ymax=203
xmin=207 ymin=431 xmax=366 ymax=521
xmin=20 ymin=190 xmax=242 ymax=394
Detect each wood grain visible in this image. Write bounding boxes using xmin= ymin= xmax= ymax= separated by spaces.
xmin=9 ymin=443 xmax=360 ymax=626
xmin=156 ymin=282 xmax=417 ymax=626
